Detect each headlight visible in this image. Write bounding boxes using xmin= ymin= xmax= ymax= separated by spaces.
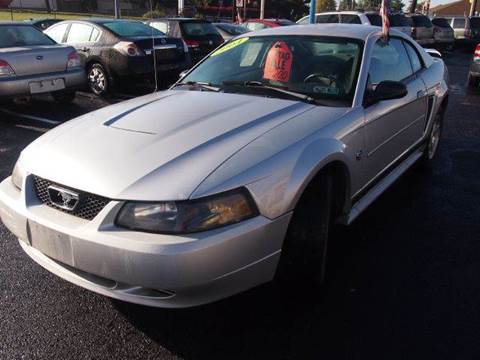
xmin=116 ymin=188 xmax=259 ymax=234
xmin=11 ymin=160 xmax=25 ymax=190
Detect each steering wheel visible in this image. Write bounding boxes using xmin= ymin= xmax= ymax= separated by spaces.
xmin=304 ymin=72 xmax=336 ymax=85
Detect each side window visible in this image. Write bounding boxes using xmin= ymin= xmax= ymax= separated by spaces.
xmin=403 ymin=41 xmax=422 ymax=73
xmin=369 ymin=38 xmax=413 ymax=84
xmin=66 ymin=23 xmax=94 ymax=43
xmin=452 ymin=18 xmax=466 ymax=29
xmin=297 ymin=16 xmax=309 ymax=25
xmin=90 ymin=28 xmax=101 ymax=42
xmin=150 ymin=21 xmax=168 ymax=33
xmin=341 ymin=15 xmax=362 ymax=24
xmin=45 ymin=23 xmax=69 ymax=43
xmin=316 ymin=14 xmax=339 ymax=23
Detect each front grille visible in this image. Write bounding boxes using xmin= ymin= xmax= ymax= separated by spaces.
xmin=33 ymin=176 xmax=110 ymax=221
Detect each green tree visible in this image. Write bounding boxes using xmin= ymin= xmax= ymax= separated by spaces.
xmin=316 ymin=0 xmax=337 ymax=12
xmin=390 ymin=0 xmax=405 ymax=11
xmin=338 ymin=0 xmax=353 ymax=10
xmin=355 ymin=0 xmax=380 ymax=10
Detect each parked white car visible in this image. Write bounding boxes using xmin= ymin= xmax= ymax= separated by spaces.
xmin=298 ymin=11 xmax=411 ymax=36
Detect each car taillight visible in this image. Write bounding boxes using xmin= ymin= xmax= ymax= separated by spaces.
xmin=474 ymin=44 xmax=480 ymax=61
xmin=113 ymin=42 xmax=144 ymax=57
xmin=185 ymin=40 xmax=200 ymax=48
xmin=0 ymin=59 xmax=15 ymax=77
xmin=67 ymin=51 xmax=81 ymax=68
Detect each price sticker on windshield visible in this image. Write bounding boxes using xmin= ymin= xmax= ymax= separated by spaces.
xmin=263 ymin=41 xmax=293 ymax=83
xmin=211 ymin=37 xmax=249 ymax=57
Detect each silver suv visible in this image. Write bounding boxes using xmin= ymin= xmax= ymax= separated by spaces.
xmin=448 ymin=17 xmax=480 ymax=45
xmin=406 ymin=14 xmax=435 ymax=46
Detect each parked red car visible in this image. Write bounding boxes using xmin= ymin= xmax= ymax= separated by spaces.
xmin=240 ymin=19 xmax=295 ymax=31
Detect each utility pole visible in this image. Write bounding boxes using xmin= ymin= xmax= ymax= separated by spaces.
xmin=114 ymin=0 xmax=120 ymax=18
xmin=470 ymin=0 xmax=478 ymax=16
xmin=260 ymin=0 xmax=265 ymax=19
xmin=309 ymin=0 xmax=316 ymax=23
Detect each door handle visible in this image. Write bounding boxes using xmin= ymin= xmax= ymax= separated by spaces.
xmin=417 ymin=90 xmax=426 ymax=98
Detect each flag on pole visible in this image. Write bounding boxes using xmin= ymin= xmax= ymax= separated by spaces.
xmin=237 ymin=11 xmax=243 ymax=23
xmin=379 ymin=0 xmax=390 ymax=40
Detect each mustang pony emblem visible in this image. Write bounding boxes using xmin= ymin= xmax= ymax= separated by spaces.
xmin=47 ymin=185 xmax=80 ymax=211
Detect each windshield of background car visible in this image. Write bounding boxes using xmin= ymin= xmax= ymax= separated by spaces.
xmin=182 ymin=36 xmax=363 ymax=105
xmin=412 ymin=16 xmax=432 ymax=28
xmin=432 ymin=18 xmax=451 ymax=27
xmin=181 ymin=22 xmax=220 ymax=36
xmin=103 ymin=21 xmax=164 ymax=37
xmin=470 ymin=17 xmax=480 ymax=28
xmin=389 ymin=14 xmax=409 ymax=27
xmin=0 ymin=25 xmax=55 ymax=48
xmin=366 ymin=14 xmax=382 ymax=26
xmin=217 ymin=23 xmax=248 ymax=35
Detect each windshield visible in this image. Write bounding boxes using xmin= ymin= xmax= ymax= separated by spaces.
xmin=103 ymin=21 xmax=164 ymax=37
xmin=216 ymin=23 xmax=248 ymax=35
xmin=389 ymin=14 xmax=409 ymax=27
xmin=432 ymin=18 xmax=451 ymax=27
xmin=411 ymin=16 xmax=432 ymax=28
xmin=470 ymin=17 xmax=480 ymax=28
xmin=366 ymin=14 xmax=382 ymax=26
xmin=181 ymin=22 xmax=220 ymax=36
xmin=181 ymin=36 xmax=363 ymax=106
xmin=0 ymin=25 xmax=55 ymax=48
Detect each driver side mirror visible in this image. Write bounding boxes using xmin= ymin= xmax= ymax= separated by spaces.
xmin=365 ymin=80 xmax=407 ymax=106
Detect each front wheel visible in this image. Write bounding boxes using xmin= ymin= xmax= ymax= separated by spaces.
xmin=276 ymin=172 xmax=333 ymax=287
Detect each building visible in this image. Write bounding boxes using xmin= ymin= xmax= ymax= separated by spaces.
xmin=430 ymin=0 xmax=480 ymax=17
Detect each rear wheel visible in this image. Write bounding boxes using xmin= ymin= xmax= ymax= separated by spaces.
xmin=467 ymin=73 xmax=480 ymax=88
xmin=276 ymin=172 xmax=333 ymax=287
xmin=422 ymin=110 xmax=444 ymax=163
xmin=87 ymin=63 xmax=110 ymax=96
xmin=51 ymin=90 xmax=76 ymax=104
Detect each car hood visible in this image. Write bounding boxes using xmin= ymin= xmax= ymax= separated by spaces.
xmin=22 ymin=90 xmax=344 ymax=201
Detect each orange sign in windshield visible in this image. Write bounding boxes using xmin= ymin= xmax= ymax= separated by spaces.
xmin=263 ymin=41 xmax=293 ymax=83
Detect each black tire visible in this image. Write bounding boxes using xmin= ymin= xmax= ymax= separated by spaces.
xmin=87 ymin=63 xmax=110 ymax=96
xmin=276 ymin=171 xmax=333 ymax=287
xmin=467 ymin=73 xmax=480 ymax=89
xmin=421 ymin=110 xmax=444 ymax=164
xmin=51 ymin=90 xmax=76 ymax=104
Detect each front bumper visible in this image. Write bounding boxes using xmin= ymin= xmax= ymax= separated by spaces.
xmin=0 ymin=176 xmax=290 ymax=308
xmin=0 ymin=68 xmax=85 ymax=99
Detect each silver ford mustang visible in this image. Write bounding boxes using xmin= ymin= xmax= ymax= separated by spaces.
xmin=0 ymin=24 xmax=448 ymax=308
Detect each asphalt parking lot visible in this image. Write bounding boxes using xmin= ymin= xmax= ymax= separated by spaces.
xmin=1 ymin=50 xmax=480 ymax=360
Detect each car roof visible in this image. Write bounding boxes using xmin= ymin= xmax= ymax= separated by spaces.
xmin=240 ymin=23 xmax=398 ymax=41
xmin=0 ymin=21 xmax=35 ymax=26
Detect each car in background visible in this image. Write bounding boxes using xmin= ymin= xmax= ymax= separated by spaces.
xmin=431 ymin=17 xmax=454 ymax=50
xmin=213 ymin=22 xmax=249 ymax=40
xmin=448 ymin=17 xmax=480 ymax=46
xmin=23 ymin=18 xmax=62 ymax=30
xmin=468 ymin=43 xmax=480 ymax=88
xmin=298 ymin=11 xmax=411 ymax=35
xmin=406 ymin=14 xmax=434 ymax=46
xmin=45 ymin=19 xmax=191 ymax=96
xmin=240 ymin=18 xmax=295 ymax=31
xmin=0 ymin=25 xmax=448 ymax=308
xmin=146 ymin=18 xmax=223 ymax=64
xmin=0 ymin=23 xmax=84 ymax=103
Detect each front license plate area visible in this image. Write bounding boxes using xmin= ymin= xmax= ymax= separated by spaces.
xmin=29 ymin=78 xmax=65 ymax=94
xmin=28 ymin=220 xmax=73 ymax=266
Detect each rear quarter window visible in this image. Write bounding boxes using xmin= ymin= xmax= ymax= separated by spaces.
xmin=316 ymin=14 xmax=339 ymax=23
xmin=341 ymin=15 xmax=362 ymax=24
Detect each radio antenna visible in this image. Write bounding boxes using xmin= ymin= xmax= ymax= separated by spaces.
xmin=149 ymin=0 xmax=159 ymax=92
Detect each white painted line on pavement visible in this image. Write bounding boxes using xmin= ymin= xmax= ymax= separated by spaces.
xmin=0 ymin=108 xmax=61 ymax=126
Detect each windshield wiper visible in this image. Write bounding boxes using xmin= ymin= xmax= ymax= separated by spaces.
xmin=173 ymin=81 xmax=221 ymax=92
xmin=222 ymin=80 xmax=317 ymax=104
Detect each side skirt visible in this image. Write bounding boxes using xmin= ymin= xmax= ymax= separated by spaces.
xmin=343 ymin=148 xmax=424 ymax=225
